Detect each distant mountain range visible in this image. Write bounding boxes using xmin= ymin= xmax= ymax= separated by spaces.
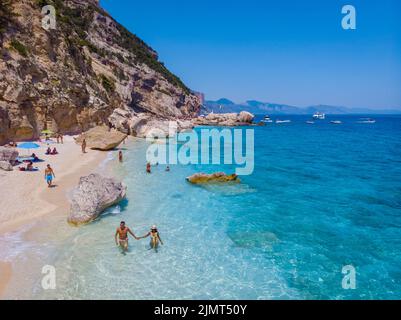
xmin=204 ymin=99 xmax=401 ymax=115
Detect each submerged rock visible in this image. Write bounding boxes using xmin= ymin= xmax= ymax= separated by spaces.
xmin=186 ymin=172 xmax=240 ymax=184
xmin=228 ymin=231 xmax=278 ymax=249
xmin=75 ymin=126 xmax=127 ymax=151
xmin=68 ymin=174 xmax=127 ymax=225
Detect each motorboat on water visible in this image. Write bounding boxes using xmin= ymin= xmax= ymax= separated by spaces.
xmin=306 ymin=121 xmax=315 ymax=124
xmin=357 ymin=118 xmax=376 ymax=124
xmin=261 ymin=115 xmax=273 ymax=123
xmin=276 ymin=120 xmax=291 ymax=124
xmin=313 ymin=112 xmax=325 ymax=120
xmin=330 ymin=120 xmax=342 ymax=124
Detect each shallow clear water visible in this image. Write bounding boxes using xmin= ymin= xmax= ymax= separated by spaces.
xmin=4 ymin=115 xmax=401 ymax=299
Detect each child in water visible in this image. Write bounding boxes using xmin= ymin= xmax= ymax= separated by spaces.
xmin=140 ymin=225 xmax=163 ymax=251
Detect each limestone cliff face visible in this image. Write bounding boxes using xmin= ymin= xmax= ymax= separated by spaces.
xmin=0 ymin=0 xmax=200 ymax=144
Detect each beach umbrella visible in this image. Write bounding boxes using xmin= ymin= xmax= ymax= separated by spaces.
xmin=18 ymin=142 xmax=40 ymax=155
xmin=41 ymin=129 xmax=53 ymax=135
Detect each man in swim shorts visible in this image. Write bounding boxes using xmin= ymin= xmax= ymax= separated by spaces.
xmin=115 ymin=221 xmax=138 ymax=252
xmin=44 ymin=164 xmax=55 ymax=187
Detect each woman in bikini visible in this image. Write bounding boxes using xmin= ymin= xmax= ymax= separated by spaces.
xmin=140 ymin=225 xmax=163 ymax=251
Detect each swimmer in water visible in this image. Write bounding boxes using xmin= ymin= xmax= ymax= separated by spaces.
xmin=115 ymin=221 xmax=138 ymax=252
xmin=140 ymin=225 xmax=163 ymax=252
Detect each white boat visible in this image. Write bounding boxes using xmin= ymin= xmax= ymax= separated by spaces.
xmin=306 ymin=121 xmax=315 ymax=124
xmin=276 ymin=120 xmax=291 ymax=124
xmin=357 ymin=118 xmax=376 ymax=124
xmin=261 ymin=115 xmax=273 ymax=123
xmin=313 ymin=112 xmax=325 ymax=120
xmin=330 ymin=120 xmax=342 ymax=124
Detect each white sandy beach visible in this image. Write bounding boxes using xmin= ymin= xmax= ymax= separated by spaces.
xmin=0 ymin=136 xmax=107 ymax=298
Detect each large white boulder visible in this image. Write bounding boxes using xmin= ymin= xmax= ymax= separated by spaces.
xmin=68 ymin=174 xmax=127 ymax=225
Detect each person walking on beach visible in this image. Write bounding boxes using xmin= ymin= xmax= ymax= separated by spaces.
xmin=139 ymin=225 xmax=163 ymax=252
xmin=118 ymin=151 xmax=123 ymax=163
xmin=44 ymin=164 xmax=55 ymax=188
xmin=81 ymin=138 xmax=87 ymax=154
xmin=146 ymin=162 xmax=151 ymax=173
xmin=115 ymin=221 xmax=138 ymax=252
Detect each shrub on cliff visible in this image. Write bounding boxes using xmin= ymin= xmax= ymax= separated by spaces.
xmin=100 ymin=74 xmax=116 ymax=93
xmin=10 ymin=39 xmax=28 ymax=57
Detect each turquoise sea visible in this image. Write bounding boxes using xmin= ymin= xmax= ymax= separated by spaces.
xmin=3 ymin=115 xmax=401 ymax=299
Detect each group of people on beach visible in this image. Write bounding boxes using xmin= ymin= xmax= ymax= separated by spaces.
xmin=115 ymin=221 xmax=163 ymax=252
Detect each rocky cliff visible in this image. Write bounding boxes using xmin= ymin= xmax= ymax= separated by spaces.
xmin=0 ymin=0 xmax=201 ymax=145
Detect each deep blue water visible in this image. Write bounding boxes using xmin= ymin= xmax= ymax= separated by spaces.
xmin=27 ymin=114 xmax=401 ymax=300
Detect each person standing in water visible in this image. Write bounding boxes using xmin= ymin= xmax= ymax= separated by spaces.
xmin=146 ymin=162 xmax=151 ymax=173
xmin=118 ymin=151 xmax=123 ymax=163
xmin=140 ymin=225 xmax=163 ymax=252
xmin=44 ymin=164 xmax=55 ymax=187
xmin=115 ymin=221 xmax=138 ymax=252
xmin=81 ymin=138 xmax=87 ymax=154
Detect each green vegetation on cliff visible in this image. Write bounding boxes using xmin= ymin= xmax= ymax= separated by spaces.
xmin=35 ymin=0 xmax=190 ymax=93
xmin=10 ymin=39 xmax=29 ymax=57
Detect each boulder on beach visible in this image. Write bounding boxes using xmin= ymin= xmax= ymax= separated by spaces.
xmin=186 ymin=172 xmax=240 ymax=184
xmin=0 ymin=160 xmax=13 ymax=171
xmin=0 ymin=147 xmax=18 ymax=164
xmin=75 ymin=126 xmax=127 ymax=151
xmin=68 ymin=174 xmax=127 ymax=225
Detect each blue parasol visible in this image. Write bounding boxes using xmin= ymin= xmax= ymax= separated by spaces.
xmin=18 ymin=142 xmax=40 ymax=155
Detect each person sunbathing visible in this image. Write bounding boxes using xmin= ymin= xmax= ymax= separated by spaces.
xmin=45 ymin=147 xmax=52 ymax=155
xmin=31 ymin=153 xmax=40 ymax=162
xmin=51 ymin=147 xmax=58 ymax=155
xmin=26 ymin=161 xmax=34 ymax=171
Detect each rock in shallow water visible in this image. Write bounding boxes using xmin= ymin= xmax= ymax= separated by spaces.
xmin=68 ymin=174 xmax=127 ymax=225
xmin=186 ymin=172 xmax=240 ymax=184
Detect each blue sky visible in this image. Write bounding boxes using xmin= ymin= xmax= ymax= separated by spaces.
xmin=100 ymin=0 xmax=401 ymax=109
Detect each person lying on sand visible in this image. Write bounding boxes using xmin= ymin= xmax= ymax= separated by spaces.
xmin=44 ymin=164 xmax=55 ymax=187
xmin=140 ymin=225 xmax=163 ymax=251
xmin=26 ymin=161 xmax=34 ymax=171
xmin=115 ymin=221 xmax=138 ymax=252
xmin=31 ymin=153 xmax=40 ymax=162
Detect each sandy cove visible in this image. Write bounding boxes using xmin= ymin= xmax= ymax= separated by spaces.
xmin=0 ymin=135 xmax=108 ymax=298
